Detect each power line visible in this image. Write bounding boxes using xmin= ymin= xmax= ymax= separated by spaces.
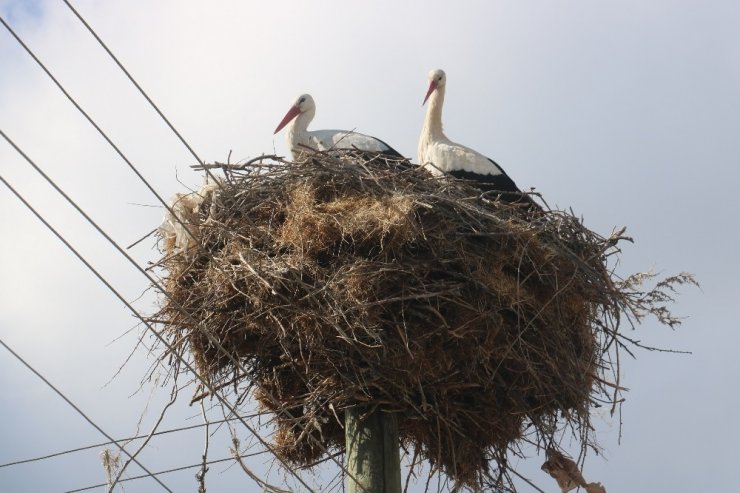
xmin=0 ymin=13 xmax=200 ymax=244
xmin=0 ymin=336 xmax=172 ymax=493
xmin=0 ymin=128 xmax=360 ymax=491
xmin=1 ymin=2 xmax=366 ymax=484
xmin=0 ymin=143 xmax=315 ymax=492
xmin=64 ymin=451 xmax=269 ymax=493
xmin=1 ymin=9 xmax=364 ymax=484
xmin=60 ymin=0 xmax=222 ymax=189
xmin=0 ymin=414 xmax=265 ymax=469
xmin=0 ymin=24 xmax=301 ymax=465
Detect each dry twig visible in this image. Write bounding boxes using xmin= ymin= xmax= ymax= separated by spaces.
xmin=151 ymin=150 xmax=693 ymax=491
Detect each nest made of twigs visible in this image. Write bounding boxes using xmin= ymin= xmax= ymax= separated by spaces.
xmin=153 ymin=150 xmax=693 ymax=490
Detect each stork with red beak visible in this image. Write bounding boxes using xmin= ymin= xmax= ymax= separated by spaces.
xmin=274 ymin=94 xmax=403 ymax=160
xmin=418 ymin=69 xmax=523 ymax=194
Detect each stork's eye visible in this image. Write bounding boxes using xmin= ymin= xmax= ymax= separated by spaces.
xmin=299 ymin=97 xmax=306 ymax=104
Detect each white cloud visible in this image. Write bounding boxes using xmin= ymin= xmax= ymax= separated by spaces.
xmin=1 ymin=0 xmax=738 ymax=491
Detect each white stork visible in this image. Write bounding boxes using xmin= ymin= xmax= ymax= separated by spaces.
xmin=418 ymin=69 xmax=525 ymax=196
xmin=274 ymin=93 xmax=403 ymax=160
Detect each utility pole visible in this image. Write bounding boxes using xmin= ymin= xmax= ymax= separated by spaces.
xmin=345 ymin=406 xmax=402 ymax=493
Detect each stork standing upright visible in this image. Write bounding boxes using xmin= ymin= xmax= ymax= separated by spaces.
xmin=418 ymin=69 xmax=524 ymax=195
xmin=274 ymin=94 xmax=403 ymax=160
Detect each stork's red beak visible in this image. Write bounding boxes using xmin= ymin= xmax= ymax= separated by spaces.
xmin=422 ymin=80 xmax=438 ymax=105
xmin=274 ymin=105 xmax=301 ymax=134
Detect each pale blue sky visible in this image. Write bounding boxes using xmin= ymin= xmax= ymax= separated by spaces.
xmin=1 ymin=1 xmax=738 ymax=491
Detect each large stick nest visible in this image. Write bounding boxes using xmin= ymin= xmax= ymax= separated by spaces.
xmin=153 ymin=151 xmax=692 ymax=490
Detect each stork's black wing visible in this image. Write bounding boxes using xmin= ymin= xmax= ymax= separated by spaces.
xmin=449 ymin=158 xmax=538 ymax=208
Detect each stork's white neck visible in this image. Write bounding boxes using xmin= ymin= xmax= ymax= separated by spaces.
xmin=287 ymin=108 xmax=315 ymax=155
xmin=418 ymin=84 xmax=447 ymax=166
xmin=423 ymin=84 xmax=446 ymax=139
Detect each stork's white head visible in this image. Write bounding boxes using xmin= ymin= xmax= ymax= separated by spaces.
xmin=423 ymin=69 xmax=447 ymax=105
xmin=274 ymin=93 xmax=316 ymax=134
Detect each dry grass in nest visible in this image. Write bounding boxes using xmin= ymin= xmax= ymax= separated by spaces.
xmin=152 ymin=150 xmax=694 ymax=490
